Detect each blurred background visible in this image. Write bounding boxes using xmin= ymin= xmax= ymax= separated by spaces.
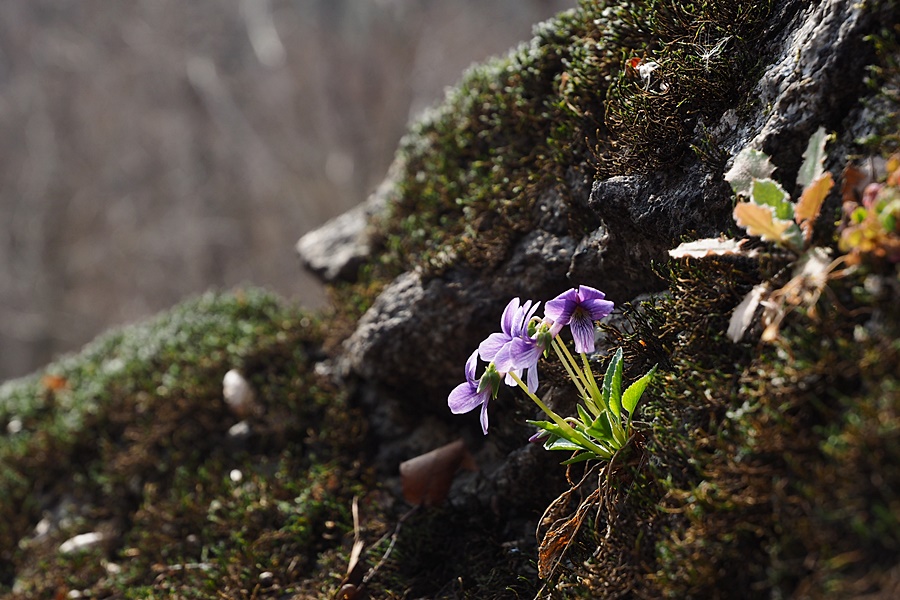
xmin=0 ymin=0 xmax=573 ymax=381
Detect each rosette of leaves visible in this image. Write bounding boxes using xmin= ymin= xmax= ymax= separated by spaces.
xmin=528 ymin=348 xmax=656 ymax=464
xmin=669 ymin=127 xmax=841 ymax=342
xmin=725 ymin=127 xmax=834 ymax=253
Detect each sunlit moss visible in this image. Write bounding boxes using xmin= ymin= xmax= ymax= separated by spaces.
xmin=3 ymin=0 xmax=900 ymax=597
xmin=341 ymin=0 xmax=775 ymax=325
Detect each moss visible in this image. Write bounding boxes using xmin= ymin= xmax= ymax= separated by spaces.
xmin=354 ymin=507 xmax=540 ymax=599
xmin=599 ymin=1 xmax=772 ymax=174
xmin=0 ymin=289 xmax=371 ymax=597
xmin=334 ymin=0 xmax=775 ymax=324
xmin=858 ymin=0 xmax=900 ymax=152
xmin=530 ymin=247 xmax=899 ymax=598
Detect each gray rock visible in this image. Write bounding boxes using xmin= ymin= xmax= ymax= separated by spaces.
xmin=570 ymin=0 xmax=882 ymax=301
xmin=330 ymin=0 xmax=882 ymax=389
xmin=296 ymin=203 xmax=370 ymax=283
xmin=730 ymin=0 xmax=880 ymax=180
xmin=296 ymin=173 xmax=392 ymax=283
xmin=307 ymin=0 xmax=892 ymax=500
xmin=341 ymin=189 xmax=578 ymax=397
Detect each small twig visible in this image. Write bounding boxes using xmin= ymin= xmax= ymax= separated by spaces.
xmin=344 ymin=504 xmax=419 ymax=597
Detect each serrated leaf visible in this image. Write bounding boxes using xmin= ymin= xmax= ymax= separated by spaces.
xmin=601 ymin=353 xmax=614 ymax=410
xmin=725 ymin=147 xmax=776 ymax=196
xmin=605 ymin=348 xmax=624 ymax=420
xmin=733 ymin=202 xmax=797 ymax=244
xmin=797 ymin=126 xmax=829 ymax=189
xmin=622 ymin=365 xmax=657 ymax=415
xmin=750 ymin=178 xmax=793 ymax=220
xmin=794 ymin=172 xmax=834 ymax=238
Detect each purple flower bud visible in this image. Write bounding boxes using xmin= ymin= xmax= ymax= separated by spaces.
xmin=528 ymin=429 xmax=550 ymax=444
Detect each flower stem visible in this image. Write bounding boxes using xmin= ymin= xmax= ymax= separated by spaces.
xmin=508 ymin=372 xmax=609 ymax=457
xmin=579 ymin=352 xmax=603 ymax=405
xmin=551 ymin=338 xmax=588 ymax=401
xmin=553 ymin=338 xmax=601 ymax=416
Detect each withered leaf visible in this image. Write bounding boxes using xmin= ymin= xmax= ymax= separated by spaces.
xmin=728 ymin=283 xmax=770 ymax=343
xmin=399 ymin=439 xmax=476 ymax=507
xmin=795 ymin=172 xmax=834 ymax=241
xmin=733 ymin=202 xmax=795 ymax=243
xmin=668 ymin=237 xmax=759 ymax=259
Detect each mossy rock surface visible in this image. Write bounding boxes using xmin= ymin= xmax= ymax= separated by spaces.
xmin=0 ymin=290 xmax=369 ymax=596
xmin=4 ymin=0 xmax=900 ymax=597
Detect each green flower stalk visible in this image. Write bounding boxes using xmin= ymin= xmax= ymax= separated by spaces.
xmin=448 ymin=286 xmax=656 ymax=464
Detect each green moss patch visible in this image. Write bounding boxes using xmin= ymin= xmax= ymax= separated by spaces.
xmin=335 ymin=1 xmax=775 ymax=323
xmin=0 ymin=289 xmax=369 ymax=597
xmin=532 ymin=253 xmax=900 ymax=597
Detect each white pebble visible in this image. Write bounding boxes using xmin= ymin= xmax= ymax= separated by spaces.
xmin=59 ymin=531 xmax=105 ymax=554
xmin=223 ymin=369 xmax=256 ymax=418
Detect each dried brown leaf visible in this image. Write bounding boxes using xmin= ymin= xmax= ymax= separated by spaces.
xmin=399 ymin=439 xmax=476 ymax=507
xmin=728 ymin=283 xmax=770 ymax=343
xmin=733 ymin=202 xmax=794 ymax=243
xmin=795 ymin=172 xmax=834 ymax=241
xmin=537 ymin=488 xmax=598 ymax=579
xmin=841 ymin=164 xmax=869 ymax=205
xmin=668 ymin=237 xmax=759 ymax=259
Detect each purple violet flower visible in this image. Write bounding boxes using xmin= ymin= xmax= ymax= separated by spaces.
xmin=478 ymin=298 xmax=536 ymax=361
xmin=544 ymin=285 xmax=615 ymax=354
xmin=478 ymin=297 xmax=546 ymax=393
xmin=448 ymin=350 xmax=498 ymax=434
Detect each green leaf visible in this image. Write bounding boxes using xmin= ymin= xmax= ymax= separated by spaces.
xmin=544 ymin=437 xmax=583 ymax=452
xmin=725 ymin=147 xmax=776 ymax=196
xmin=750 ymin=178 xmax=793 ymax=220
xmin=576 ymin=403 xmax=594 ymax=427
xmin=622 ymin=364 xmax=657 ymax=415
xmin=797 ymin=126 xmax=829 ymax=189
xmin=607 ymin=348 xmax=624 ymax=420
xmin=611 ymin=421 xmax=628 ymax=448
xmin=582 ymin=394 xmax=602 ymax=418
xmin=561 ymin=451 xmax=605 ymax=465
xmin=526 ymin=419 xmax=556 ymax=432
xmin=527 ymin=419 xmax=584 ymax=450
xmin=601 ymin=351 xmax=618 ymax=404
xmin=586 ymin=411 xmax=614 ymax=443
